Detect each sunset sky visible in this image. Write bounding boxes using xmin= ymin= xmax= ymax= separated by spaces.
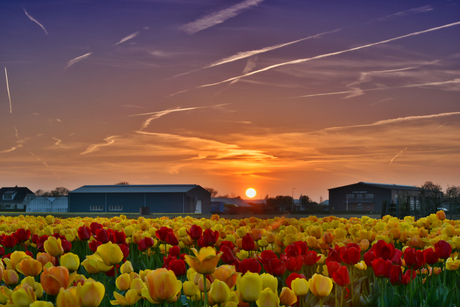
xmin=1 ymin=0 xmax=460 ymax=201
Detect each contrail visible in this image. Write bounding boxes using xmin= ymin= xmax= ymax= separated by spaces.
xmin=131 ymin=106 xmax=204 ymax=131
xmin=4 ymin=68 xmax=12 ymax=113
xmin=65 ymin=52 xmax=92 ymax=69
xmin=81 ymin=136 xmax=118 ymax=155
xmin=0 ymin=145 xmax=22 ymax=154
xmin=171 ymin=29 xmax=340 ymax=78
xmin=389 ymin=147 xmax=408 ymax=164
xmin=52 ymin=137 xmax=62 ymax=146
xmin=114 ymin=32 xmax=139 ymax=46
xmin=180 ymin=0 xmax=264 ymax=35
xmin=195 ymin=20 xmax=460 ymax=89
xmin=23 ymin=7 xmax=48 ymax=35
xmin=373 ymin=5 xmax=432 ymax=22
xmin=324 ymin=111 xmax=460 ymax=131
xmin=242 ymin=56 xmax=258 ymax=74
xmin=433 ymin=122 xmax=448 ymax=131
xmin=294 ymin=78 xmax=460 ymax=98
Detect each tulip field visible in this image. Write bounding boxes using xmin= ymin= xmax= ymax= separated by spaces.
xmin=0 ymin=211 xmax=459 ymax=307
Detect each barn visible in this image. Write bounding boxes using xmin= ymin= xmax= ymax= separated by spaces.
xmin=68 ymin=185 xmax=211 ymax=214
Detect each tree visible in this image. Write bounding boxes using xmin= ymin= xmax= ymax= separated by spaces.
xmin=204 ymin=187 xmax=218 ymax=197
xmin=300 ymin=195 xmax=317 ymax=206
xmin=266 ymin=195 xmax=293 ymax=211
xmin=115 ymin=182 xmax=129 ymax=185
xmin=445 ymin=185 xmax=460 ymax=218
xmin=35 ymin=189 xmax=44 ymax=196
xmin=419 ymin=181 xmax=443 ymax=216
xmin=37 ymin=187 xmax=69 ymax=197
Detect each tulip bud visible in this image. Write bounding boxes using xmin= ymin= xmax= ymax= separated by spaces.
xmin=60 ymin=253 xmax=80 ymax=272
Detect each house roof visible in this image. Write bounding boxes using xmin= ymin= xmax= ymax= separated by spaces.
xmin=329 ymin=182 xmax=420 ymax=191
xmin=0 ymin=186 xmax=35 ymax=203
xmin=70 ymin=184 xmax=205 ymax=194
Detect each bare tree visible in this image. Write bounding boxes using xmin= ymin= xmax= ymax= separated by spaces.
xmin=419 ymin=181 xmax=443 ymax=216
xmin=115 ymin=182 xmax=129 ymax=185
xmin=445 ymin=185 xmax=460 ymax=218
xmin=35 ymin=189 xmax=44 ymax=196
xmin=204 ymin=187 xmax=218 ymax=197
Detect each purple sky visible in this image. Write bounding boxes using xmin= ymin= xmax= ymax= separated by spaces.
xmin=1 ymin=0 xmax=460 ymax=200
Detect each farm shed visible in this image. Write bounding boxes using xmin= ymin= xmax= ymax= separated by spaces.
xmin=26 ymin=197 xmax=68 ymax=212
xmin=68 ymin=185 xmax=211 ymax=214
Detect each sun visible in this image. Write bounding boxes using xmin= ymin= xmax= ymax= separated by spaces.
xmin=246 ymin=188 xmax=257 ymax=198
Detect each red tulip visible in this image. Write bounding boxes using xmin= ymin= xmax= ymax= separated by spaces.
xmin=78 ymin=226 xmax=91 ymax=241
xmin=0 ymin=246 xmax=4 ymax=257
xmin=435 ymin=240 xmax=452 ymax=259
xmin=303 ymin=251 xmax=320 ymax=266
xmin=61 ymin=239 xmax=72 ymax=253
xmin=286 ymin=256 xmax=303 ymax=272
xmin=95 ymin=229 xmax=110 ymax=243
xmin=292 ymin=241 xmax=308 ymax=255
xmin=220 ymin=245 xmax=237 ymax=264
xmin=169 ymin=259 xmax=186 ymax=277
xmin=1 ymin=235 xmax=16 ymax=248
xmin=269 ymin=258 xmax=286 ymax=276
xmin=165 ymin=232 xmax=179 ymax=246
xmin=372 ymin=240 xmax=395 ymax=260
xmin=404 ymin=248 xmax=424 ymax=269
xmin=186 ymin=225 xmax=202 ymax=241
xmin=326 ymin=245 xmax=342 ymax=264
xmin=119 ymin=243 xmax=129 ymax=258
xmin=259 ymin=250 xmax=278 ymax=265
xmin=332 ymin=266 xmax=350 ymax=286
xmin=286 ymin=272 xmax=306 ymax=289
xmin=389 ymin=265 xmax=401 ymax=285
xmin=89 ymin=240 xmax=102 ymax=253
xmin=285 ymin=244 xmax=301 ymax=257
xmin=156 ymin=227 xmax=173 ymax=242
xmin=326 ymin=261 xmax=341 ymax=276
xmin=113 ymin=231 xmax=126 ymax=244
xmin=423 ymin=248 xmax=439 ymax=265
xmin=239 ymin=258 xmax=261 ymax=274
xmin=242 ymin=233 xmax=255 ymax=251
xmin=169 ymin=245 xmax=181 ymax=257
xmin=340 ymin=245 xmax=361 ymax=265
xmin=363 ymin=250 xmax=376 ymax=267
xmin=391 ymin=249 xmax=403 ymax=265
xmin=202 ymin=229 xmax=219 ymax=247
xmin=220 ymin=240 xmax=235 ymax=250
xmin=90 ymin=222 xmax=103 ymax=235
xmin=372 ymin=258 xmax=387 ymax=277
xmin=15 ymin=229 xmax=31 ymax=242
xmin=402 ymin=268 xmax=416 ymax=285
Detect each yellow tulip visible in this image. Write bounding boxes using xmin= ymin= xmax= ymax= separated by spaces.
xmin=279 ymin=287 xmax=297 ymax=306
xmin=12 ymin=284 xmax=36 ymax=307
xmin=36 ymin=252 xmax=57 ymax=268
xmin=141 ymin=268 xmax=182 ymax=304
xmin=184 ymin=247 xmax=222 ymax=275
xmin=120 ymin=261 xmax=134 ymax=274
xmin=198 ymin=276 xmax=211 ymax=292
xmin=94 ymin=242 xmax=124 ymax=266
xmin=183 ymin=281 xmax=200 ymax=299
xmin=56 ymin=287 xmax=80 ymax=307
xmin=130 ymin=278 xmax=145 ymax=295
xmin=446 ymin=257 xmax=460 ymax=271
xmin=291 ymin=278 xmax=309 ymax=296
xmin=30 ymin=301 xmax=54 ymax=307
xmin=21 ymin=276 xmax=44 ymax=299
xmin=82 ymin=257 xmax=113 ymax=273
xmin=44 ymin=236 xmax=65 ymax=257
xmin=236 ymin=272 xmax=263 ymax=302
xmin=355 ymin=260 xmax=367 ymax=271
xmin=16 ymin=258 xmax=42 ymax=277
xmin=309 ymin=274 xmax=333 ymax=298
xmin=116 ymin=273 xmax=132 ymax=291
xmin=260 ymin=273 xmax=278 ymax=294
xmin=0 ymin=286 xmax=12 ymax=304
xmin=256 ymin=288 xmax=279 ymax=307
xmin=3 ymin=251 xmax=31 ymax=271
xmin=77 ymin=280 xmax=105 ymax=307
xmin=3 ymin=269 xmax=19 ymax=286
xmin=110 ymin=289 xmax=141 ymax=306
xmin=209 ymin=280 xmax=231 ymax=304
xmin=60 ymin=253 xmax=80 ymax=272
xmin=124 ymin=226 xmax=134 ymax=237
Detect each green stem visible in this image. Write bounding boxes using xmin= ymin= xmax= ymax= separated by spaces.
xmin=380 ymin=278 xmax=384 ymax=307
xmin=203 ymin=274 xmax=209 ymax=307
xmin=409 ymin=268 xmax=413 ymax=307
xmin=319 ymin=297 xmax=323 ymax=307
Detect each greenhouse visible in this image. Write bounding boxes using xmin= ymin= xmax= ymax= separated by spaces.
xmin=26 ymin=196 xmax=68 ymax=212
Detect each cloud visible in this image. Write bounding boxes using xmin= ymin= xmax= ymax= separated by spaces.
xmin=372 ymin=5 xmax=433 ymax=22
xmin=389 ymin=147 xmax=408 ymax=164
xmin=23 ymin=7 xmax=48 ymax=35
xmin=180 ymin=0 xmax=265 ymax=35
xmin=65 ymin=52 xmax=92 ymax=69
xmin=242 ymin=56 xmax=258 ymax=74
xmin=4 ymin=68 xmax=12 ymax=113
xmin=52 ymin=137 xmax=61 ymax=146
xmin=131 ymin=106 xmax=204 ymax=131
xmin=114 ymin=32 xmax=139 ymax=46
xmin=0 ymin=144 xmax=22 ymax=154
xmin=195 ymin=21 xmax=460 ymax=89
xmin=81 ymin=136 xmax=118 ymax=155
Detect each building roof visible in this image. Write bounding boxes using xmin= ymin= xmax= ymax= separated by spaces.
xmin=211 ymin=197 xmax=252 ymax=208
xmin=329 ymin=182 xmax=420 ymax=191
xmin=70 ymin=184 xmax=204 ymax=194
xmin=0 ymin=186 xmax=35 ymax=203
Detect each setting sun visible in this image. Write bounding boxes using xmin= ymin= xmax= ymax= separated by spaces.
xmin=246 ymin=188 xmax=257 ymax=198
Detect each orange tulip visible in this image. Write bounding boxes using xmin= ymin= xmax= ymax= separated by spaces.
xmin=141 ymin=268 xmax=182 ymax=304
xmin=3 ymin=251 xmax=31 ymax=271
xmin=279 ymin=287 xmax=297 ymax=306
xmin=110 ymin=289 xmax=142 ymax=306
xmin=36 ymin=253 xmax=57 ymax=267
xmin=211 ymin=265 xmax=238 ymax=289
xmin=40 ymin=266 xmax=75 ymax=296
xmin=16 ymin=258 xmax=43 ymax=277
xmin=3 ymin=269 xmax=19 ymax=286
xmin=184 ymin=247 xmax=222 ymax=275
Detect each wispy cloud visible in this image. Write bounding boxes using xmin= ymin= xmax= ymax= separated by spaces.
xmin=195 ymin=21 xmax=460 ymax=89
xmin=324 ymin=111 xmax=460 ymax=131
xmin=372 ymin=5 xmax=433 ymax=22
xmin=23 ymin=7 xmax=48 ymax=35
xmin=242 ymin=56 xmax=258 ymax=74
xmin=114 ymin=32 xmax=139 ymax=46
xmin=65 ymin=52 xmax=92 ymax=69
xmin=52 ymin=137 xmax=62 ymax=146
xmin=81 ymin=136 xmax=118 ymax=155
xmin=4 ymin=68 xmax=12 ymax=113
xmin=294 ymin=78 xmax=460 ymax=98
xmin=131 ymin=106 xmax=204 ymax=131
xmin=0 ymin=144 xmax=22 ymax=154
xmin=180 ymin=0 xmax=265 ymax=35
xmin=389 ymin=147 xmax=408 ymax=164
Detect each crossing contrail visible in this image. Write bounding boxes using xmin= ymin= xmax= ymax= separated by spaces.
xmin=4 ymin=68 xmax=12 ymax=113
xmin=195 ymin=20 xmax=460 ymax=89
xmin=65 ymin=52 xmax=92 ymax=69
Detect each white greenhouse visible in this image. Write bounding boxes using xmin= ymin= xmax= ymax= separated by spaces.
xmin=26 ymin=197 xmax=68 ymax=212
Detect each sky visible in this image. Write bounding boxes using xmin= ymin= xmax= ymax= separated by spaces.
xmin=1 ymin=0 xmax=460 ymax=201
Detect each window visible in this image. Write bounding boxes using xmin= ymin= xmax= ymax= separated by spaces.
xmin=365 ymin=194 xmax=374 ymax=199
xmin=109 ymin=206 xmax=123 ymax=211
xmin=346 ymin=194 xmax=354 ymax=199
xmin=356 ymin=194 xmax=363 ymax=199
xmin=2 ymin=192 xmax=16 ymax=200
xmin=90 ymin=206 xmax=103 ymax=211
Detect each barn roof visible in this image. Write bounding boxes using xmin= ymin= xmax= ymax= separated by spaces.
xmin=70 ymin=185 xmax=203 ymax=194
xmin=329 ymin=182 xmax=420 ymax=191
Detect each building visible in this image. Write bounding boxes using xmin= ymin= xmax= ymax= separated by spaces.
xmin=68 ymin=185 xmax=211 ymax=214
xmin=26 ymin=197 xmax=68 ymax=212
xmin=0 ymin=186 xmax=35 ymax=211
xmin=328 ymin=182 xmax=420 ymax=213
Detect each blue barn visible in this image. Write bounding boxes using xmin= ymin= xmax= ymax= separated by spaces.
xmin=68 ymin=184 xmax=211 ymax=214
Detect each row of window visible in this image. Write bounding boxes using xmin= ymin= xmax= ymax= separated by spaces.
xmin=347 ymin=194 xmax=374 ymax=199
xmin=89 ymin=206 xmax=123 ymax=211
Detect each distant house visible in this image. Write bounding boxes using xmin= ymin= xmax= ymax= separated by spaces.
xmin=0 ymin=186 xmax=35 ymax=211
xmin=328 ymin=182 xmax=420 ymax=212
xmin=26 ymin=197 xmax=68 ymax=212
xmin=68 ymin=185 xmax=211 ymax=214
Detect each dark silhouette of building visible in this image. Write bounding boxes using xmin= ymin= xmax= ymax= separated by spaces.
xmin=0 ymin=186 xmax=35 ymax=211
